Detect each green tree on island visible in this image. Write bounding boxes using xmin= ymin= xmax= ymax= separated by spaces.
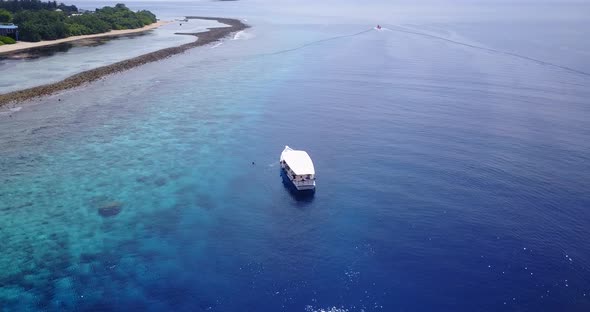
xmin=0 ymin=8 xmax=12 ymax=22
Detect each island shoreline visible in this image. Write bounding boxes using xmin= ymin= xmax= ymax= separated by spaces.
xmin=0 ymin=17 xmax=249 ymax=107
xmin=0 ymin=21 xmax=171 ymax=55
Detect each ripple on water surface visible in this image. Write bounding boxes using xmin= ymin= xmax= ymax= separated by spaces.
xmin=1 ymin=3 xmax=590 ymax=311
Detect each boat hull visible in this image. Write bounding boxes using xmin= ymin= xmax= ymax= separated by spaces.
xmin=280 ymin=167 xmax=316 ymax=192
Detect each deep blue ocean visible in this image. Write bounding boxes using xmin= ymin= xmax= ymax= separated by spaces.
xmin=1 ymin=0 xmax=589 ymax=311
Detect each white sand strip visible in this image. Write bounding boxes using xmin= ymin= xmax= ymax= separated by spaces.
xmin=0 ymin=21 xmax=171 ymax=54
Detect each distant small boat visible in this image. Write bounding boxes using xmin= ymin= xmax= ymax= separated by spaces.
xmin=280 ymin=146 xmax=316 ymax=191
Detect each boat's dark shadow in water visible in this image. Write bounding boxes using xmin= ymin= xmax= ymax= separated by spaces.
xmin=280 ymin=169 xmax=315 ymax=203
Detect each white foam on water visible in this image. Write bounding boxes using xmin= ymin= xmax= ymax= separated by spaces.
xmin=0 ymin=106 xmax=22 ymax=116
xmin=211 ymin=42 xmax=224 ymax=49
xmin=233 ymin=31 xmax=244 ymax=40
xmin=232 ymin=30 xmax=254 ymax=40
xmin=305 ymin=306 xmax=350 ymax=312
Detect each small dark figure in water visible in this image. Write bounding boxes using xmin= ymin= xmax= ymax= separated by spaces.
xmin=252 ymin=161 xmax=255 ymax=165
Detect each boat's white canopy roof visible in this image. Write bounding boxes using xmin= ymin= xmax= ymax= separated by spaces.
xmin=282 ymin=147 xmax=315 ymax=175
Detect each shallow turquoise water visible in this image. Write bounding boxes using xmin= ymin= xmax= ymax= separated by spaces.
xmin=1 ymin=1 xmax=590 ymax=311
xmin=0 ymin=19 xmax=227 ymax=93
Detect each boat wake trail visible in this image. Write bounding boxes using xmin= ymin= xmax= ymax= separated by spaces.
xmin=384 ymin=25 xmax=590 ymax=77
xmin=268 ymin=28 xmax=374 ymax=56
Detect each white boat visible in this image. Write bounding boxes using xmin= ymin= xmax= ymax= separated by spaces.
xmin=280 ymin=146 xmax=316 ymax=191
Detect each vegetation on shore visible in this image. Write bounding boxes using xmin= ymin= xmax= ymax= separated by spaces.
xmin=0 ymin=8 xmax=12 ymax=22
xmin=0 ymin=35 xmax=16 ymax=44
xmin=0 ymin=0 xmax=157 ymax=42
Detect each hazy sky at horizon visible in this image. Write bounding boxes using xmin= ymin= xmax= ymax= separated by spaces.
xmin=68 ymin=0 xmax=590 ymax=22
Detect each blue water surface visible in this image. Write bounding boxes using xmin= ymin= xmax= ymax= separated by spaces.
xmin=0 ymin=1 xmax=589 ymax=311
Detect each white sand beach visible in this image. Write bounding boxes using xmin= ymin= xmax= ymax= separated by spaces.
xmin=0 ymin=21 xmax=170 ymax=54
